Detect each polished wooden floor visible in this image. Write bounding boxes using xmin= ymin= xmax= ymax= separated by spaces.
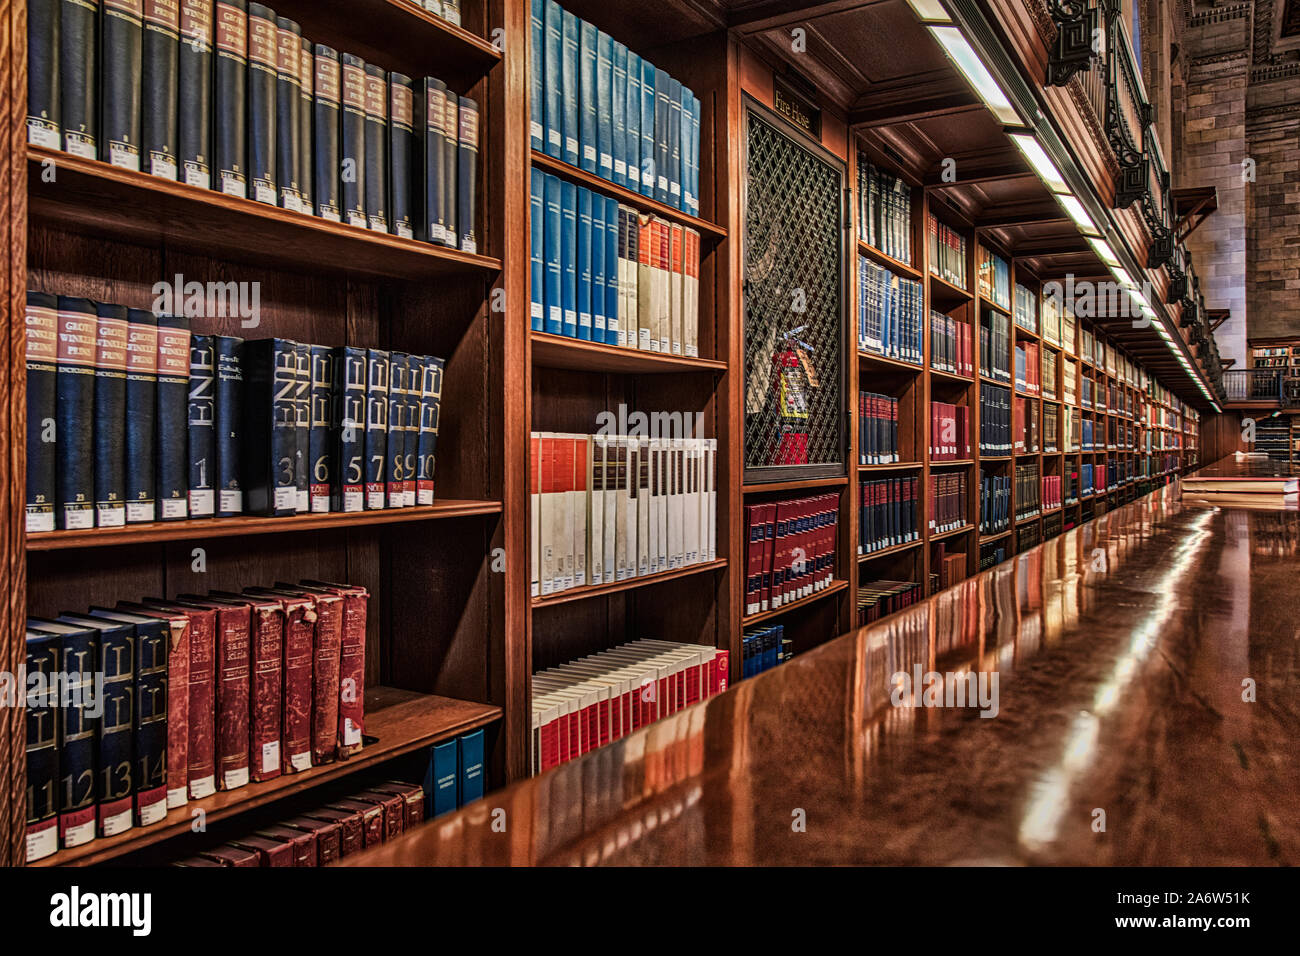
xmin=352 ymin=462 xmax=1300 ymax=865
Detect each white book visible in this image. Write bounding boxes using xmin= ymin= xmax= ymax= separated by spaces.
xmin=602 ymin=437 xmax=616 ymax=583
xmin=647 ymin=438 xmax=661 ymax=574
xmin=624 ymin=437 xmax=639 ymax=580
xmin=684 ymin=440 xmax=699 ymax=565
xmin=573 ymin=434 xmax=587 ymax=588
xmin=588 ymin=436 xmax=604 ymax=586
xmin=612 ymin=437 xmax=627 ymax=581
xmin=538 ymin=432 xmax=557 ymax=595
xmin=534 ymin=675 xmax=608 ymax=753
xmin=668 ymin=437 xmax=684 ymax=569
xmin=636 ymin=436 xmax=650 ymax=576
xmin=530 ymin=433 xmax=541 ymax=597
xmin=636 ymin=213 xmax=655 ymax=350
xmin=684 ymin=228 xmax=700 ymax=357
xmin=669 ymin=222 xmax=684 ymax=356
xmin=699 ymin=438 xmax=711 ymax=565
xmin=655 ymin=219 xmax=671 ymax=354
xmin=707 ymin=438 xmax=717 ymax=561
xmin=656 ymin=440 xmax=668 ymax=575
xmin=556 ymin=433 xmax=575 ymax=592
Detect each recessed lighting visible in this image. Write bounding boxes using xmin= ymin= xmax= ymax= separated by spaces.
xmin=1058 ymin=193 xmax=1101 ymax=235
xmin=928 ymin=26 xmax=1023 ymax=126
xmin=1087 ymin=236 xmax=1120 ymax=266
xmin=905 ymin=0 xmax=952 ymax=21
xmin=1110 ymin=265 xmax=1135 ymax=287
xmin=1009 ymin=133 xmax=1068 ymax=192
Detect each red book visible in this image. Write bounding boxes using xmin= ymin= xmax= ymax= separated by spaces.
xmin=255 ymin=826 xmax=317 ymax=867
xmin=277 ymin=583 xmax=343 ymax=764
xmin=352 ymin=789 xmax=405 ymax=841
xmin=199 ymin=845 xmax=259 ymax=867
xmin=138 ymin=600 xmax=216 ymax=800
xmin=302 ymin=580 xmax=370 ymax=758
xmin=714 ymin=649 xmax=730 ymax=693
xmin=328 ymin=799 xmax=385 ymax=848
xmin=244 ymin=588 xmax=314 ymax=772
xmin=230 ymin=834 xmax=295 ymax=867
xmin=212 ymin=592 xmax=284 ymax=782
xmin=283 ymin=815 xmax=342 ymax=865
xmin=121 ymin=603 xmax=190 ymax=809
xmin=179 ymin=596 xmax=251 ymax=791
xmin=305 ymin=806 xmax=363 ymax=857
xmin=370 ymin=780 xmax=426 ymax=830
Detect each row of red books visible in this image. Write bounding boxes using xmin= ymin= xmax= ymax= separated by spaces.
xmin=742 ymin=493 xmax=840 ymax=617
xmin=929 ymin=402 xmax=971 ymax=460
xmin=928 ymin=472 xmax=969 ymax=534
xmin=175 ymin=780 xmax=424 ymax=867
xmin=1042 ymin=474 xmax=1062 ymax=511
xmin=1014 ymin=341 xmax=1040 ymax=396
xmin=929 ymin=311 xmax=973 ymax=377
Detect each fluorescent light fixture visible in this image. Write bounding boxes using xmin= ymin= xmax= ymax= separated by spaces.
xmin=905 ymin=0 xmax=952 ymax=21
xmin=928 ymin=27 xmax=1023 ymax=126
xmin=1109 ymin=265 xmax=1135 ymax=288
xmin=1086 ymin=235 xmax=1120 ymax=266
xmin=1009 ymin=133 xmax=1068 ymax=192
xmin=1057 ymin=193 xmax=1101 ymax=235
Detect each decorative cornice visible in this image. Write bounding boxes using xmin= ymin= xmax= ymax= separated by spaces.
xmin=1187 ymin=3 xmax=1251 ymax=27
xmin=1251 ymin=60 xmax=1300 ymax=81
xmin=1066 ymin=73 xmax=1121 ymax=179
xmin=1025 ymin=0 xmax=1056 ymax=46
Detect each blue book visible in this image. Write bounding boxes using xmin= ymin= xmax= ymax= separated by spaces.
xmin=458 ymin=729 xmax=485 ymax=806
xmin=639 ymin=60 xmax=656 ymax=197
xmin=667 ymin=76 xmax=682 ymax=209
xmin=596 ymin=31 xmax=613 ymax=181
xmin=591 ymin=194 xmax=606 ymax=341
xmin=560 ymin=10 xmax=579 ymax=166
xmin=611 ymin=42 xmax=628 ymax=188
xmin=530 ymin=167 xmax=545 ymax=332
xmin=578 ymin=20 xmax=598 ymax=173
xmin=654 ymin=68 xmax=671 ymax=204
xmin=626 ymin=52 xmax=642 ymax=195
xmin=689 ymin=93 xmax=701 ymax=217
xmin=604 ymin=196 xmax=620 ymax=345
xmin=530 ymin=0 xmax=544 ymax=151
xmin=680 ymin=88 xmax=693 ymax=215
xmin=543 ymin=0 xmax=563 ymax=158
xmin=576 ymin=187 xmax=593 ymax=340
xmin=424 ymin=739 xmax=459 ymax=818
xmin=560 ymin=180 xmax=578 ymax=337
xmin=543 ymin=173 xmax=563 ymax=335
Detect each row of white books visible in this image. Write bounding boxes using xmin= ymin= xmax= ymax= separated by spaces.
xmin=530 ymin=433 xmax=717 ymax=597
xmin=531 ymin=639 xmax=729 ymax=773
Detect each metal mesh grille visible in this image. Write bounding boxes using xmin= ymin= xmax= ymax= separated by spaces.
xmin=742 ymin=110 xmax=845 ymax=475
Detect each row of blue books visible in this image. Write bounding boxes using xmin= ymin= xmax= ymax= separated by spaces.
xmin=980 ymin=472 xmax=1011 ymax=534
xmin=530 ymin=0 xmax=701 ymax=216
xmin=741 ymin=624 xmax=788 ymax=678
xmin=859 ymin=258 xmax=924 ymax=364
xmin=423 ymin=728 xmax=486 ymax=820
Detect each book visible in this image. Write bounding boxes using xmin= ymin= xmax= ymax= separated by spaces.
xmin=389 ymin=72 xmax=418 ymax=238
xmin=101 ymin=0 xmax=144 ymax=170
xmin=242 ymin=588 xmax=313 ymax=772
xmin=25 ymin=292 xmax=58 ymax=533
xmin=363 ymin=63 xmax=389 ymax=232
xmin=216 ymin=593 xmax=282 ymax=782
xmin=603 ymin=195 xmax=620 ymax=346
xmin=385 ymin=352 xmax=408 ymax=507
xmin=560 ymin=179 xmax=578 ymax=337
xmin=542 ymin=172 xmax=563 ymax=335
xmin=121 ymin=308 xmax=159 ymax=523
xmin=290 ymin=342 xmax=311 ymax=511
xmin=417 ymin=356 xmax=443 ymax=504
xmin=456 ymin=96 xmax=478 ymax=251
xmin=542 ymin=0 xmax=562 ymax=158
xmin=274 ymin=584 xmax=342 ymax=765
xmin=213 ymin=0 xmax=248 ymax=197
xmin=331 ymin=346 xmax=365 ymax=512
xmin=177 ymin=0 xmax=213 ymax=187
xmin=306 ymin=344 xmax=332 ymax=512
xmin=118 ymin=604 xmax=189 ymax=808
xmin=442 ymin=93 xmax=458 ymax=248
xmin=91 ymin=302 xmax=129 ymax=529
xmin=187 ymin=333 xmax=216 ymax=517
xmin=27 ymin=0 xmax=61 ymax=149
xmin=339 ymin=53 xmax=367 ymax=227
xmin=530 ymin=167 xmax=545 ymax=331
xmin=560 ymin=9 xmax=579 ymax=166
xmin=576 ymin=187 xmax=592 ymax=340
xmin=301 ymin=580 xmax=368 ymax=758
xmin=422 ymin=77 xmax=448 ymax=244
xmin=140 ymin=0 xmax=179 ymax=177
xmin=425 ymin=739 xmax=458 ymax=817
xmin=177 ymin=597 xmax=250 ymax=791
xmin=458 ymin=729 xmax=485 ymax=805
xmin=240 ymin=338 xmax=298 ymax=516
xmin=54 ymin=296 xmax=96 ymax=530
xmin=274 ymin=16 xmax=302 ymax=210
xmin=213 ymin=335 xmax=244 ymax=515
xmin=595 ymin=30 xmax=613 ymax=180
xmin=60 ymin=0 xmax=98 ymax=159
xmin=312 ymin=44 xmax=341 ymax=220
xmin=245 ymin=3 xmax=276 ymax=203
xmin=23 ymin=627 xmax=60 ymax=861
xmin=611 ymin=41 xmax=627 ymax=188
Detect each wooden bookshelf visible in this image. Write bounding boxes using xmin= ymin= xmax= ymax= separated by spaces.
xmin=530 ymin=331 xmax=727 ymax=374
xmin=742 ymin=579 xmax=849 ymax=627
xmin=531 ymin=559 xmax=727 ymax=609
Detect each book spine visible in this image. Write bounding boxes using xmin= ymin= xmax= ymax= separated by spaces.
xmin=214 ymin=607 xmax=250 ymax=790
xmin=60 ymin=0 xmax=98 ymax=159
xmin=442 ymin=95 xmax=457 ymax=248
xmin=93 ymin=303 xmax=129 ymax=527
xmin=141 ymin=0 xmax=179 ymax=177
xmin=543 ymin=173 xmax=562 ymax=335
xmin=310 ymin=596 xmax=342 ymax=764
xmin=57 ymin=626 xmax=98 ymax=847
xmin=403 ymin=360 xmax=421 ymax=506
xmin=364 ymin=348 xmax=389 ymax=509
xmin=297 ymin=37 xmax=313 ymax=212
xmin=560 ymin=180 xmax=577 ymax=336
xmin=291 ymin=342 xmax=311 ymax=512
xmin=363 ymin=64 xmax=388 ymax=232
xmin=249 ymin=604 xmax=283 ymax=781
xmin=245 ymin=4 xmax=275 ymax=203
xmin=274 ymin=17 xmax=302 ymax=210
xmin=312 ymin=45 xmax=341 ymax=220
xmin=94 ymin=622 xmax=134 ymax=835
xmin=177 ymin=0 xmax=213 ymax=188
xmin=457 ymin=95 xmax=478 ymax=252
xmin=280 ymin=601 xmax=313 ymax=771
xmin=417 ymin=356 xmax=443 ymax=504
xmin=306 ymin=344 xmax=333 ymax=512
xmin=596 ymin=30 xmax=613 ymax=180
xmin=24 ymin=293 xmax=58 ymax=533
xmin=213 ymin=335 xmax=243 ymax=515
xmin=611 ymin=41 xmax=627 ymax=187
xmin=24 ymin=631 xmax=59 ymax=861
xmin=389 ymin=73 xmax=416 ymax=238
xmin=576 ymin=187 xmax=592 ymax=340
xmin=155 ymin=313 xmax=190 ymax=519
xmin=331 ymin=346 xmax=366 ymax=512
xmin=530 ymin=167 xmax=545 ymax=331
xmin=604 ymin=195 xmax=619 ymax=346
xmin=578 ymin=20 xmax=596 ymax=173
xmin=155 ymin=613 xmax=189 ymax=808
xmin=339 ymin=53 xmax=367 ymax=227
xmin=27 ymin=0 xmax=61 ymax=149
xmin=239 ymin=338 xmax=296 ymax=516
xmin=639 ymin=60 xmax=655 ymax=197
xmin=560 ymin=10 xmax=578 ymax=166
xmin=529 ymin=0 xmax=543 ymax=151
xmin=213 ymin=0 xmax=247 ymax=197
xmin=625 ymin=51 xmax=641 ymax=195
xmin=55 ymin=296 xmax=97 ymax=530
xmin=134 ymin=621 xmax=168 ymax=823
xmin=100 ymin=0 xmax=144 ymax=170
xmin=542 ymin=0 xmax=561 ymax=158
xmin=423 ymin=77 xmax=447 ymax=244
xmin=336 ymin=589 xmax=368 ymax=757
xmin=187 ymin=333 xmax=216 ymax=517
xmin=385 ymin=352 xmax=408 ymax=507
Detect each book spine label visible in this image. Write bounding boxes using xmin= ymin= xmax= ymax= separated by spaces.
xmin=188 ymin=334 xmax=216 ymax=516
xmin=543 ymin=0 xmax=562 ymax=157
xmin=274 ymin=19 xmax=302 ymax=210
xmin=96 ymin=624 xmax=134 ymax=836
xmin=101 ymin=0 xmax=144 ymax=170
xmin=60 ymin=0 xmax=98 ymax=158
xmin=134 ymin=622 xmax=169 ymax=824
xmin=245 ymin=4 xmax=277 ymax=203
xmin=310 ymin=597 xmax=342 ymax=764
xmin=57 ymin=627 xmax=98 ymax=847
xmin=363 ymin=66 xmax=388 ymax=232
xmin=141 ymin=0 xmax=180 ymax=177
xmin=336 ymin=590 xmax=367 ymax=756
xmin=389 ymin=76 xmax=416 ymax=238
xmin=385 ymin=354 xmax=408 ymax=506
xmin=156 ymin=316 xmax=190 ymax=519
xmin=417 ymin=357 xmax=443 ymax=504
xmin=340 ymin=55 xmax=367 ymax=227
xmin=24 ymin=632 xmax=59 ymax=861
xmin=364 ymin=349 xmax=389 ymax=509
xmin=24 ymin=295 xmax=58 ymax=533
xmin=55 ymin=298 xmax=97 ymax=529
xmin=423 ymin=79 xmax=447 ymax=243
xmin=291 ymin=343 xmax=311 ymax=512
xmin=93 ymin=306 xmax=129 ymax=527
xmin=313 ymin=46 xmax=341 ymax=219
xmin=281 ymin=602 xmax=314 ymax=771
xmin=27 ymin=0 xmax=61 ymax=148
xmin=297 ymin=39 xmax=313 ymax=211
xmin=214 ymin=607 xmax=251 ymax=790
xmin=403 ymin=361 xmax=421 ymax=505
xmin=178 ymin=0 xmax=213 ymax=187
xmin=457 ymin=97 xmax=478 ymax=252
xmin=308 ymin=344 xmax=333 ymax=512
xmin=530 ymin=169 xmax=544 ymax=330
xmin=332 ymin=347 xmax=366 ymax=511
xmin=213 ymin=335 xmax=243 ymax=514
xmin=250 ymin=605 xmax=283 ymax=781
xmin=213 ymin=0 xmax=248 ymax=196
xmin=530 ymin=0 xmax=544 ymax=150
xmin=123 ymin=312 xmax=158 ymax=524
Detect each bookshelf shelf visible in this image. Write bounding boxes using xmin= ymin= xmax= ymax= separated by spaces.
xmin=531 ymin=559 xmax=727 ymax=609
xmin=858 ymin=461 xmax=923 ymax=472
xmin=743 ymin=579 xmax=849 ymax=626
xmin=857 ymin=240 xmax=922 ymax=280
xmin=31 ymin=687 xmax=501 ymax=867
xmin=930 ymin=367 xmax=975 ymax=384
xmin=979 ymin=529 xmax=1012 ymax=545
xmin=530 ymin=332 xmax=727 ymax=374
xmin=530 ymin=150 xmax=727 ymax=238
xmin=27 ymin=147 xmax=503 ymax=281
xmin=742 ymin=477 xmax=850 ymax=494
xmin=930 ymin=459 xmax=974 ymax=468
xmin=858 ymin=540 xmax=923 ymax=560
xmin=25 ymin=500 xmax=504 ymax=551
xmin=930 ymin=524 xmax=973 ymax=542
xmin=928 ymin=274 xmax=974 ymax=304
xmin=858 ymin=350 xmax=924 ymax=373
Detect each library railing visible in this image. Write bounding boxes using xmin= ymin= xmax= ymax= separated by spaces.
xmin=1223 ymin=369 xmax=1282 ymax=403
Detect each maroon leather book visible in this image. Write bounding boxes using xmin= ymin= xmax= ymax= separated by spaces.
xmin=275 ymin=584 xmax=342 ymax=764
xmin=120 ymin=603 xmax=191 ymax=809
xmin=302 ymin=806 xmax=360 ymax=857
xmin=371 ymin=780 xmax=425 ymax=829
xmin=244 ymin=587 xmax=314 ymax=772
xmin=137 ymin=599 xmax=216 ymax=800
xmin=255 ymin=826 xmax=316 ymax=867
xmin=173 ymin=856 xmax=226 ymax=867
xmin=199 ymin=845 xmax=259 ymax=867
xmin=351 ymin=789 xmax=404 ymax=841
xmin=301 ymin=580 xmax=369 ymax=757
xmin=230 ymin=834 xmax=295 ymax=867
xmin=283 ymin=815 xmax=340 ymax=865
xmin=327 ymin=799 xmax=385 ymax=848
xmin=212 ymin=591 xmax=283 ymax=782
xmin=179 ymin=596 xmax=251 ymax=791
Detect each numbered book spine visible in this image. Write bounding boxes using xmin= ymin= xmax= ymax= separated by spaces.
xmin=302 ymin=582 xmax=367 ymax=759
xmin=28 ymin=0 xmax=61 ymax=149
xmin=339 ymin=53 xmax=367 ymax=228
xmin=60 ymin=0 xmax=98 ymax=158
xmin=388 ymin=72 xmax=418 ymax=239
xmin=422 ymin=77 xmax=447 ymax=243
xmin=24 ymin=292 xmax=58 ymax=533
xmin=529 ymin=0 xmax=543 ymax=152
xmin=177 ymin=0 xmax=213 ymax=188
xmin=306 ymin=593 xmax=342 ymax=764
xmin=578 ymin=20 xmax=596 ymax=173
xmin=542 ymin=0 xmax=562 ymax=159
xmin=141 ymin=0 xmax=179 ymax=177
xmin=213 ymin=335 xmax=244 ymax=515
xmin=417 ymin=356 xmax=443 ymax=504
xmin=363 ymin=64 xmax=388 ymax=232
xmin=187 ymin=333 xmax=216 ymax=517
xmin=55 ymin=296 xmax=96 ymax=530
xmin=246 ymin=3 xmax=276 ymax=203
xmin=403 ymin=359 xmax=421 ymax=506
xmin=213 ymin=0 xmax=247 ymax=197
xmin=560 ymin=9 xmax=578 ymax=166
xmin=23 ymin=629 xmax=59 ymax=861
xmin=297 ymin=37 xmax=313 ymax=213
xmin=331 ymin=346 xmax=366 ymax=512
xmin=40 ymin=622 xmax=98 ymax=846
xmin=385 ymin=352 xmax=408 ymax=507
xmin=542 ymin=172 xmax=562 ymax=335
xmin=205 ymin=602 xmax=251 ymax=790
xmin=273 ymin=17 xmax=302 ymax=210
xmin=308 ymin=344 xmax=333 ymax=512
xmin=120 ymin=606 xmax=188 ymax=809
xmin=312 ymin=45 xmax=341 ymax=219
xmin=100 ymin=0 xmax=144 ymax=170
xmin=239 ymin=338 xmax=297 ymax=516
xmin=155 ymin=312 xmax=190 ymax=519
xmin=291 ymin=342 xmax=310 ymax=512
xmin=129 ymin=615 xmax=168 ymax=824
xmin=364 ymin=348 xmax=389 ymax=509
xmin=93 ymin=303 xmax=129 ymax=527
xmin=456 ymin=95 xmax=478 ymax=252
